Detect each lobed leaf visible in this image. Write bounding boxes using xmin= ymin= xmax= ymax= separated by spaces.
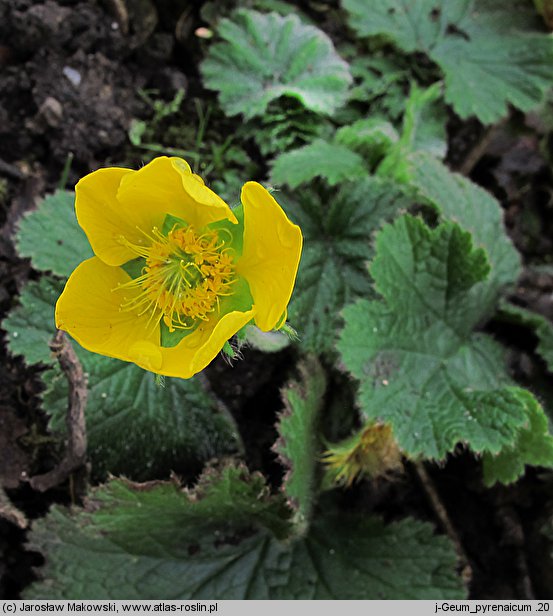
xmin=343 ymin=0 xmax=553 ymax=123
xmin=270 ymin=139 xmax=366 ymax=188
xmin=201 ymin=10 xmax=352 ymax=119
xmin=497 ymin=301 xmax=553 ymax=373
xmin=483 ymin=390 xmax=553 ymax=486
xmin=2 ymin=275 xmax=239 ymax=481
xmin=43 ymin=357 xmax=239 ymax=481
xmin=405 ymin=154 xmax=521 ymax=316
xmin=338 ymin=215 xmax=539 ymax=460
xmin=280 ymin=177 xmax=412 ymax=352
xmin=3 ymin=277 xmax=63 ymax=366
xmin=26 ymin=465 xmax=465 ymax=599
xmin=16 ymin=191 xmax=92 ymax=278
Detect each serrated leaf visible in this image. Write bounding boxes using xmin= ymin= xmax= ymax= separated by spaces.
xmin=270 ymin=139 xmax=366 ymax=188
xmin=483 ymin=390 xmax=553 ymax=486
xmin=3 ymin=277 xmax=62 ymax=366
xmin=343 ymin=0 xmax=553 ymax=123
xmin=347 ymin=53 xmax=412 ymax=119
xmin=405 ymin=154 xmax=521 ymax=315
xmin=402 ymin=83 xmax=447 ymax=158
xmin=43 ymin=356 xmax=239 ymax=481
xmin=274 ymin=356 xmax=326 ymax=531
xmin=201 ymin=10 xmax=352 ymax=119
xmin=377 ymin=83 xmax=447 ymax=182
xmin=16 ymin=191 xmax=92 ymax=278
xmin=335 ymin=117 xmax=399 ymax=166
xmin=3 ymin=275 xmax=239 ymax=481
xmin=338 ymin=215 xmax=534 ymax=459
xmin=497 ymin=301 xmax=553 ymax=372
xmin=26 ymin=466 xmax=464 ymax=599
xmin=281 ymin=177 xmax=412 ymax=352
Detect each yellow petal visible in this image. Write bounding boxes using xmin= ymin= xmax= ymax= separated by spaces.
xmin=116 ymin=157 xmax=237 ymax=232
xmin=75 ymin=167 xmax=144 ymax=266
xmin=158 ymin=309 xmax=255 ymax=379
xmin=237 ymin=182 xmax=302 ymax=331
xmin=76 ymin=158 xmax=237 ymax=267
xmin=55 ymin=257 xmax=162 ymax=371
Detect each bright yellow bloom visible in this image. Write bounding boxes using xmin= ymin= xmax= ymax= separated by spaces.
xmin=55 ymin=157 xmax=302 ymax=379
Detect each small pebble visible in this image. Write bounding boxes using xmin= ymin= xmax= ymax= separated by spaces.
xmin=63 ymin=66 xmax=81 ymax=87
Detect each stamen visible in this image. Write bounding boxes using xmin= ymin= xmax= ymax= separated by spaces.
xmin=115 ymin=222 xmax=236 ymax=334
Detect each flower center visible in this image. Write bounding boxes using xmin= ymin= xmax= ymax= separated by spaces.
xmin=116 ymin=224 xmax=235 ymax=332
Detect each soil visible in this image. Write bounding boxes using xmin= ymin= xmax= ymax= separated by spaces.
xmin=1 ymin=0 xmax=553 ymax=600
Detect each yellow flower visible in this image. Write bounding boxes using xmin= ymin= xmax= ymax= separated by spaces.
xmin=55 ymin=157 xmax=302 ymax=379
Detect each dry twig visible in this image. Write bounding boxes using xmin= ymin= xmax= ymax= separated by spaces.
xmin=29 ymin=330 xmax=88 ymax=492
xmin=0 ymin=486 xmax=28 ymax=529
xmin=414 ymin=461 xmax=473 ymax=586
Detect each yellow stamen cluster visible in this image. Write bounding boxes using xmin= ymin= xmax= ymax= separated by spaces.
xmin=116 ymin=224 xmax=235 ymax=331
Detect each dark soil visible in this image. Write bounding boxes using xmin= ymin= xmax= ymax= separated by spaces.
xmin=1 ymin=0 xmax=552 ymax=600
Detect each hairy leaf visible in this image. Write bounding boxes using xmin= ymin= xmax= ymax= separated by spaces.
xmin=335 ymin=117 xmax=399 ymax=166
xmin=270 ymin=139 xmax=366 ymax=188
xmin=406 ymin=154 xmax=521 ymax=315
xmin=274 ymin=356 xmax=326 ymax=532
xmin=281 ymin=177 xmax=411 ymax=352
xmin=483 ymin=390 xmax=553 ymax=486
xmin=43 ymin=357 xmax=239 ymax=481
xmin=201 ymin=10 xmax=351 ymax=119
xmin=343 ymin=0 xmax=553 ymax=123
xmin=16 ymin=191 xmax=92 ymax=278
xmin=377 ymin=83 xmax=447 ymax=181
xmin=3 ymin=275 xmax=239 ymax=481
xmin=497 ymin=301 xmax=553 ymax=372
xmin=26 ymin=466 xmax=464 ymax=599
xmin=3 ymin=277 xmax=62 ymax=366
xmin=338 ymin=215 xmax=537 ymax=459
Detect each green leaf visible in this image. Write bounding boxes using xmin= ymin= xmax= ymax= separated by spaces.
xmin=201 ymin=10 xmax=352 ymax=119
xmin=335 ymin=117 xmax=399 ymax=167
xmin=377 ymin=83 xmax=447 ymax=182
xmin=338 ymin=215 xmax=533 ymax=460
xmin=347 ymin=53 xmax=412 ymax=120
xmin=3 ymin=277 xmax=62 ymax=366
xmin=497 ymin=301 xmax=553 ymax=372
xmin=16 ymin=191 xmax=92 ymax=278
xmin=43 ymin=355 xmax=240 ymax=481
xmin=26 ymin=466 xmax=465 ymax=599
xmin=274 ymin=356 xmax=326 ymax=532
xmin=281 ymin=177 xmax=412 ymax=352
xmin=343 ymin=0 xmax=553 ymax=123
xmin=342 ymin=0 xmax=446 ymax=55
xmin=405 ymin=154 xmax=521 ymax=315
xmin=3 ymin=274 xmax=239 ymax=481
xmin=402 ymin=83 xmax=447 ymax=158
xmin=270 ymin=139 xmax=366 ymax=188
xmin=483 ymin=390 xmax=553 ymax=486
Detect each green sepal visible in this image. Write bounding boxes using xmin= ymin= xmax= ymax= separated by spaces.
xmin=222 ymin=341 xmax=236 ymax=358
xmin=120 ymin=257 xmax=146 ymax=280
xmin=208 ymin=204 xmax=245 ymax=257
xmin=154 ymin=374 xmax=166 ymax=388
xmin=218 ymin=275 xmax=253 ymax=315
xmin=160 ymin=320 xmax=197 ymax=348
xmin=274 ymin=310 xmax=287 ymax=330
xmin=161 ymin=214 xmax=189 ymax=235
